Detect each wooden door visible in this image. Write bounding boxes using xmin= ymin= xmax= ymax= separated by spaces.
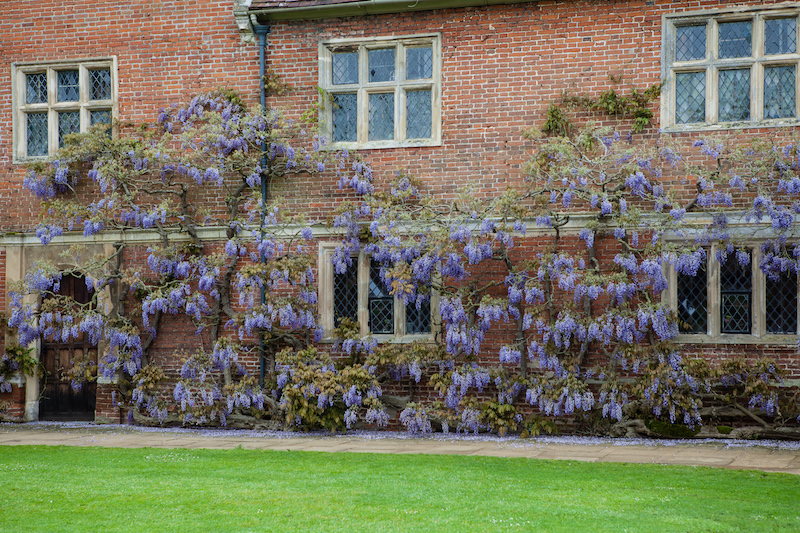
xmin=39 ymin=275 xmax=96 ymax=421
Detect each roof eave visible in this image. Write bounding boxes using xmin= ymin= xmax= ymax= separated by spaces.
xmin=249 ymin=0 xmax=535 ymax=22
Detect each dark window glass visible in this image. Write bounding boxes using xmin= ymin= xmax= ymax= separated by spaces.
xmin=766 ymin=270 xmax=798 ymax=334
xmin=333 ymin=260 xmax=358 ymax=328
xmin=720 ymin=254 xmax=751 ymax=334
xmin=368 ymin=261 xmax=394 ymax=334
xmin=678 ymin=261 xmax=708 ymax=334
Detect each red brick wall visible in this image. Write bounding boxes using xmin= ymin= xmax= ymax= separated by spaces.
xmin=3 ymin=0 xmax=800 ymax=422
xmin=0 ymin=0 xmax=261 ymax=231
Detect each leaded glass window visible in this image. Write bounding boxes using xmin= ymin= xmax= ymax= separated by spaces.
xmin=322 ymin=36 xmax=438 ymax=145
xmin=720 ymin=254 xmax=751 ymax=334
xmin=676 ymin=72 xmax=706 ymax=124
xmin=333 ymin=261 xmax=358 ymax=328
xmin=406 ymin=299 xmax=431 ymax=334
xmin=325 ymin=248 xmax=434 ymax=338
xmin=764 ymin=66 xmax=796 ymax=119
xmin=766 ymin=271 xmax=798 ymax=334
xmin=666 ymin=10 xmax=800 ymax=127
xmin=90 ymin=109 xmax=112 ymax=126
xmin=719 ymin=21 xmax=752 ymax=58
xmin=369 ymin=261 xmax=394 ymax=334
xmin=332 ymin=52 xmax=358 ymax=85
xmin=332 ymin=93 xmax=357 ymax=143
xmin=407 ymin=47 xmax=433 ymax=79
xmin=678 ymin=262 xmax=707 ymax=334
xmin=674 ymin=246 xmax=800 ymax=339
xmin=15 ymin=61 xmax=116 ymax=158
xmin=369 ymin=93 xmax=394 ymax=141
xmin=26 ymin=73 xmax=47 ymax=104
xmin=406 ymin=90 xmax=432 ymax=139
xmin=57 ymin=70 xmax=80 ymax=102
xmin=718 ymin=69 xmax=750 ymax=122
xmin=676 ymin=25 xmax=706 ymax=61
xmin=368 ymin=49 xmax=395 ymax=83
xmin=26 ymin=113 xmax=48 ymax=157
xmin=766 ymin=18 xmax=797 ymax=55
xmin=58 ymin=111 xmax=80 ymax=147
xmin=90 ymin=69 xmax=112 ymax=100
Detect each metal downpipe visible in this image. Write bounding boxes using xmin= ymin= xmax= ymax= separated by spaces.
xmin=254 ymin=23 xmax=271 ymax=386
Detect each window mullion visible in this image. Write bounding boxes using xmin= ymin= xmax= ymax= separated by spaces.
xmin=708 ymin=245 xmax=720 ymax=337
xmin=358 ymin=46 xmax=368 ymax=144
xmin=395 ymin=87 xmax=404 ymax=141
xmin=357 ymin=253 xmax=369 ymax=336
xmin=752 ymin=246 xmax=765 ymax=336
xmin=396 ymin=295 xmax=406 ymax=336
xmin=707 ymin=66 xmax=717 ymax=123
xmin=752 ymin=62 xmax=761 ymax=121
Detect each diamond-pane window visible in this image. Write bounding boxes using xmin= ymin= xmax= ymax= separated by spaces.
xmin=407 ymin=47 xmax=433 ymax=79
xmin=406 ymin=90 xmax=432 ymax=139
xmin=676 ymin=72 xmax=706 ymax=124
xmin=765 ymin=18 xmax=797 ymax=55
xmin=90 ymin=109 xmax=112 ymax=126
xmin=58 ymin=111 xmax=80 ymax=147
xmin=722 ymin=293 xmax=751 ymax=333
xmin=333 ymin=261 xmax=358 ymax=328
xmin=16 ymin=61 xmax=116 ymax=158
xmin=323 ymin=37 xmax=438 ymax=145
xmin=90 ymin=69 xmax=111 ymax=100
xmin=719 ymin=21 xmax=752 ymax=58
xmin=766 ymin=271 xmax=798 ymax=334
xmin=764 ymin=66 xmax=796 ymax=119
xmin=57 ymin=70 xmax=80 ymax=102
xmin=676 ymin=25 xmax=706 ymax=61
xmin=369 ymin=261 xmax=394 ymax=334
xmin=406 ymin=299 xmax=431 ymax=334
xmin=26 ymin=113 xmax=48 ymax=157
xmin=332 ymin=93 xmax=357 ymax=143
xmin=368 ymin=49 xmax=395 ymax=82
xmin=26 ymin=73 xmax=47 ymax=104
xmin=678 ymin=263 xmax=707 ymax=334
xmin=719 ymin=69 xmax=750 ymax=121
xmin=668 ymin=12 xmax=800 ymax=127
xmin=326 ymin=251 xmax=435 ymax=338
xmin=332 ymin=52 xmax=358 ymax=85
xmin=369 ymin=93 xmax=395 ymax=141
xmin=720 ymin=254 xmax=751 ymax=334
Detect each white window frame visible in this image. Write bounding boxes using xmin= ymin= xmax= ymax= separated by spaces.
xmin=662 ymin=6 xmax=800 ymax=131
xmin=668 ymin=244 xmax=800 ymax=344
xmin=318 ymin=34 xmax=442 ymax=149
xmin=318 ymin=242 xmax=439 ymax=342
xmin=11 ymin=57 xmax=118 ymax=162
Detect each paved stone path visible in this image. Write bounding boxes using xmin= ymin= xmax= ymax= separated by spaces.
xmin=2 ymin=422 xmax=800 ymax=475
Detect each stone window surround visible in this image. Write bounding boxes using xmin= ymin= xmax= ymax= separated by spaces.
xmin=661 ymin=5 xmax=800 ymax=131
xmin=318 ymin=34 xmax=442 ymax=149
xmin=317 ymin=242 xmax=440 ymax=341
xmin=667 ymin=243 xmax=800 ymax=345
xmin=11 ymin=57 xmax=118 ymax=162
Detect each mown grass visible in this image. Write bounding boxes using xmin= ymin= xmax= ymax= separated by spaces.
xmin=0 ymin=445 xmax=798 ymax=532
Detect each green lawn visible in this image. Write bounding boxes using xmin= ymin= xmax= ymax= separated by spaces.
xmin=0 ymin=445 xmax=798 ymax=532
